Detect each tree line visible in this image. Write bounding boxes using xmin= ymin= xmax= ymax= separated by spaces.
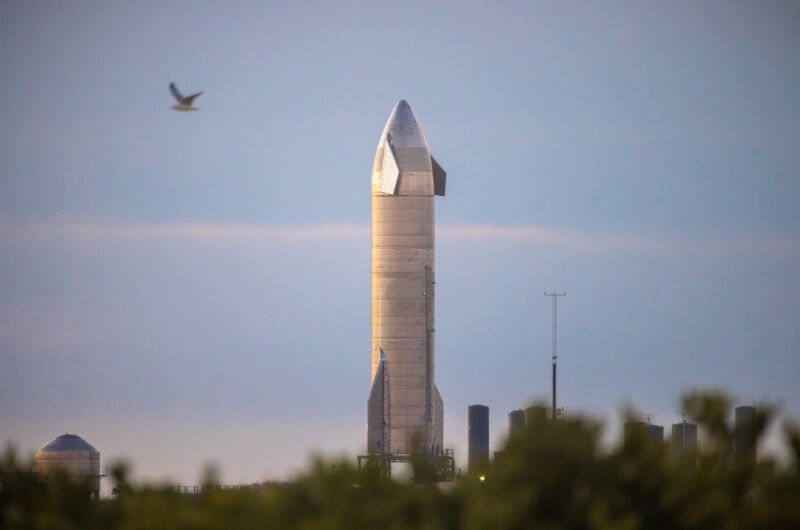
xmin=2 ymin=391 xmax=799 ymax=529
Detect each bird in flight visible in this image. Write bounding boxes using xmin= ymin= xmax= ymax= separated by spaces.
xmin=169 ymin=82 xmax=202 ymax=111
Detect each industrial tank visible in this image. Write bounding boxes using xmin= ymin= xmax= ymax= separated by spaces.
xmin=734 ymin=405 xmax=756 ymax=462
xmin=671 ymin=421 xmax=697 ymax=454
xmin=508 ymin=409 xmax=525 ymax=436
xmin=36 ymin=433 xmax=102 ymax=498
xmin=623 ymin=421 xmax=645 ymax=443
xmin=468 ymin=405 xmax=489 ymax=471
xmin=645 ymin=423 xmax=664 ymax=443
xmin=624 ymin=421 xmax=664 ymax=444
xmin=525 ymin=406 xmax=548 ymax=426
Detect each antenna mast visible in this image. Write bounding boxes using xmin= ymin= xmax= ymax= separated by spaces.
xmin=544 ymin=291 xmax=566 ymax=420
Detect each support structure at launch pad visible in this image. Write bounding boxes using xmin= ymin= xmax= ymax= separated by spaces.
xmin=356 ymin=449 xmax=456 ymax=482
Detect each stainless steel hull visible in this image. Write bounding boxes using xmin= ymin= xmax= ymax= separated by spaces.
xmin=367 ymin=101 xmax=446 ymax=455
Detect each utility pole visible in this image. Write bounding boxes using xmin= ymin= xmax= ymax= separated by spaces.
xmin=544 ymin=291 xmax=566 ymax=420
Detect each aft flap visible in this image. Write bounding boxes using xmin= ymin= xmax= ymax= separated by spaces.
xmin=431 ymin=155 xmax=446 ymax=196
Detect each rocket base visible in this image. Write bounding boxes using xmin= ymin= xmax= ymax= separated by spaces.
xmin=356 ymin=449 xmax=457 ymax=482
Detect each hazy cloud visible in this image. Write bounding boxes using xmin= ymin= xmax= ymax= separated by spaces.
xmin=2 ymin=221 xmax=797 ymax=261
xmin=0 ymin=222 xmax=368 ymax=242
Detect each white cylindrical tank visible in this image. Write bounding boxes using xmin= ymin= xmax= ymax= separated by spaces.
xmin=36 ymin=433 xmax=101 ymax=497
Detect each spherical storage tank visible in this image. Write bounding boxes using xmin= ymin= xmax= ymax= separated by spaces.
xmin=36 ymin=433 xmax=102 ymax=497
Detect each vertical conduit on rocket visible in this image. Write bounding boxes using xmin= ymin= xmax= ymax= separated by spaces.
xmin=424 ymin=265 xmax=432 ymax=426
xmin=367 ymin=100 xmax=447 ymax=456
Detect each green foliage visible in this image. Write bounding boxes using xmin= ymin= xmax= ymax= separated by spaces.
xmin=2 ymin=391 xmax=799 ymax=529
xmin=0 ymin=446 xmax=105 ymax=530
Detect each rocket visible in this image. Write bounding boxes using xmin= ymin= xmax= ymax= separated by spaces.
xmin=367 ymin=100 xmax=446 ymax=456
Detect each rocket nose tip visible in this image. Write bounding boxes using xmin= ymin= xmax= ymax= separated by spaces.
xmin=396 ymin=99 xmax=410 ymax=110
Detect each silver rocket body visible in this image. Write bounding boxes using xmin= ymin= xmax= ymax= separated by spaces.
xmin=367 ymin=100 xmax=446 ymax=456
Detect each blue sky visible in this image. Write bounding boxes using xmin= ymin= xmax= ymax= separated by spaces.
xmin=2 ymin=1 xmax=799 ymax=487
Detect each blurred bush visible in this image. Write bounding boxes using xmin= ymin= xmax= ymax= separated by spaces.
xmin=2 ymin=391 xmax=798 ymax=529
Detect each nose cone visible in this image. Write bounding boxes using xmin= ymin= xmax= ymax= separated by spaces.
xmin=381 ymin=100 xmax=428 ymax=151
xmin=372 ymin=100 xmax=434 ymax=195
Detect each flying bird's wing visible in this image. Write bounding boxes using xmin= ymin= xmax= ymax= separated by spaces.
xmin=169 ymin=83 xmax=184 ymax=102
xmin=182 ymin=92 xmax=203 ymax=105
